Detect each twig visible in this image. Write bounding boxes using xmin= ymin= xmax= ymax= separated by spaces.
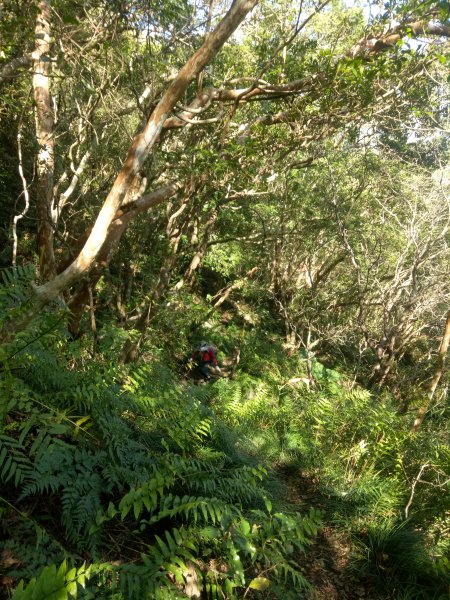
xmin=13 ymin=95 xmax=33 ymax=266
xmin=404 ymin=463 xmax=430 ymax=519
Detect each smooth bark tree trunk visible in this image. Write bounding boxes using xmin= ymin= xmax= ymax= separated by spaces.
xmin=35 ymin=0 xmax=258 ymax=299
xmin=67 ymin=184 xmax=179 ymax=336
xmin=412 ymin=310 xmax=450 ymax=432
xmin=33 ymin=0 xmax=56 ymax=282
xmin=1 ymin=0 xmax=259 ymax=342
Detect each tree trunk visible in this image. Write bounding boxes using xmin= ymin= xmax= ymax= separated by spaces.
xmin=33 ymin=0 xmax=56 ymax=282
xmin=67 ymin=184 xmax=179 ymax=336
xmin=1 ymin=0 xmax=259 ymax=342
xmin=412 ymin=310 xmax=450 ymax=432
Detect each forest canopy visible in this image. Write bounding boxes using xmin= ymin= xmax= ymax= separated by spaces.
xmin=0 ymin=0 xmax=449 ymax=598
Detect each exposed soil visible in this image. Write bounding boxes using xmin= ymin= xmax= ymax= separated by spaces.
xmin=279 ymin=468 xmax=376 ymax=600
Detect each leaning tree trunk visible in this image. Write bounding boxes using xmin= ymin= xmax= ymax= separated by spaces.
xmin=33 ymin=0 xmax=56 ymax=282
xmin=412 ymin=310 xmax=450 ymax=432
xmin=67 ymin=184 xmax=179 ymax=337
xmin=0 ymin=0 xmax=259 ymax=343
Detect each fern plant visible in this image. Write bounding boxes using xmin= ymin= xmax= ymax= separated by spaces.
xmin=0 ymin=279 xmax=321 ymax=599
xmin=11 ymin=561 xmax=91 ymax=600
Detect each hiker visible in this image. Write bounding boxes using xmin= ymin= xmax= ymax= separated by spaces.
xmin=190 ymin=341 xmax=221 ymax=381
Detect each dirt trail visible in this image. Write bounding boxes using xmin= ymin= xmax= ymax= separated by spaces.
xmin=279 ymin=469 xmax=372 ymax=600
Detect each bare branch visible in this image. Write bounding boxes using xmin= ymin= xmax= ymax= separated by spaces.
xmin=13 ymin=121 xmax=31 ymax=267
xmin=404 ymin=463 xmax=430 ymax=519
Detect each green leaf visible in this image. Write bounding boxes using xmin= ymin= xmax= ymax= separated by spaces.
xmin=248 ymin=577 xmax=270 ymax=590
xmin=11 ymin=582 xmax=25 ymax=599
xmin=241 ymin=519 xmax=250 ymax=536
xmin=47 ymin=589 xmax=68 ymax=600
xmin=49 ymin=424 xmax=69 ymax=435
xmin=155 ymin=534 xmax=170 ymax=557
xmin=62 ymin=12 xmax=79 ymax=25
xmin=200 ymin=526 xmax=219 ymax=539
xmin=165 ymin=563 xmax=184 ymax=584
xmin=66 ymin=567 xmax=76 ymax=582
xmin=65 ymin=580 xmax=77 ymax=597
xmin=133 ymin=497 xmax=143 ymax=520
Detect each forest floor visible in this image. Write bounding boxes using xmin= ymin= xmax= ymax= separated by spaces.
xmin=194 ymin=359 xmax=376 ymax=598
xmin=279 ymin=468 xmax=375 ymax=600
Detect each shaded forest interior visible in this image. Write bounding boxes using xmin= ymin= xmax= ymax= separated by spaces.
xmin=0 ymin=0 xmax=449 ymax=598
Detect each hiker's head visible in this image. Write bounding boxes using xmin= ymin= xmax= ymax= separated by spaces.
xmin=200 ymin=341 xmax=209 ymax=351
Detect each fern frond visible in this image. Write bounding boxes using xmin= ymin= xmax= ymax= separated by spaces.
xmin=0 ymin=433 xmax=33 ymax=487
xmin=11 ymin=560 xmax=91 ymax=600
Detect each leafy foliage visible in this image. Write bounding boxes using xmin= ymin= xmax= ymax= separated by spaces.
xmin=0 ymin=272 xmax=322 ymax=598
xmin=11 ymin=561 xmax=91 ymax=600
xmin=351 ymin=521 xmax=449 ymax=599
xmin=1 ymin=0 xmax=450 ymax=598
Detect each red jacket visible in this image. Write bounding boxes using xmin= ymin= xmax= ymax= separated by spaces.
xmin=192 ymin=347 xmax=218 ymax=366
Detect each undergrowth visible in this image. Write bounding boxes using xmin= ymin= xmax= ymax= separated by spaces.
xmin=0 ymin=268 xmax=448 ymax=599
xmin=0 ymin=270 xmax=320 ymax=599
xmin=207 ymin=334 xmax=449 ymax=599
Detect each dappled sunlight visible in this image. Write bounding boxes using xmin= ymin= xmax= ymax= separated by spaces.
xmin=1 ymin=0 xmax=449 ymax=597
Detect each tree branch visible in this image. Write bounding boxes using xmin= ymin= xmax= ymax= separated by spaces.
xmin=0 ymin=54 xmax=33 ymax=87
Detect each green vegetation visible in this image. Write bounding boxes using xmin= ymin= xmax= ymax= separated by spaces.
xmin=1 ymin=266 xmax=448 ymax=598
xmin=0 ymin=0 xmax=449 ymax=598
